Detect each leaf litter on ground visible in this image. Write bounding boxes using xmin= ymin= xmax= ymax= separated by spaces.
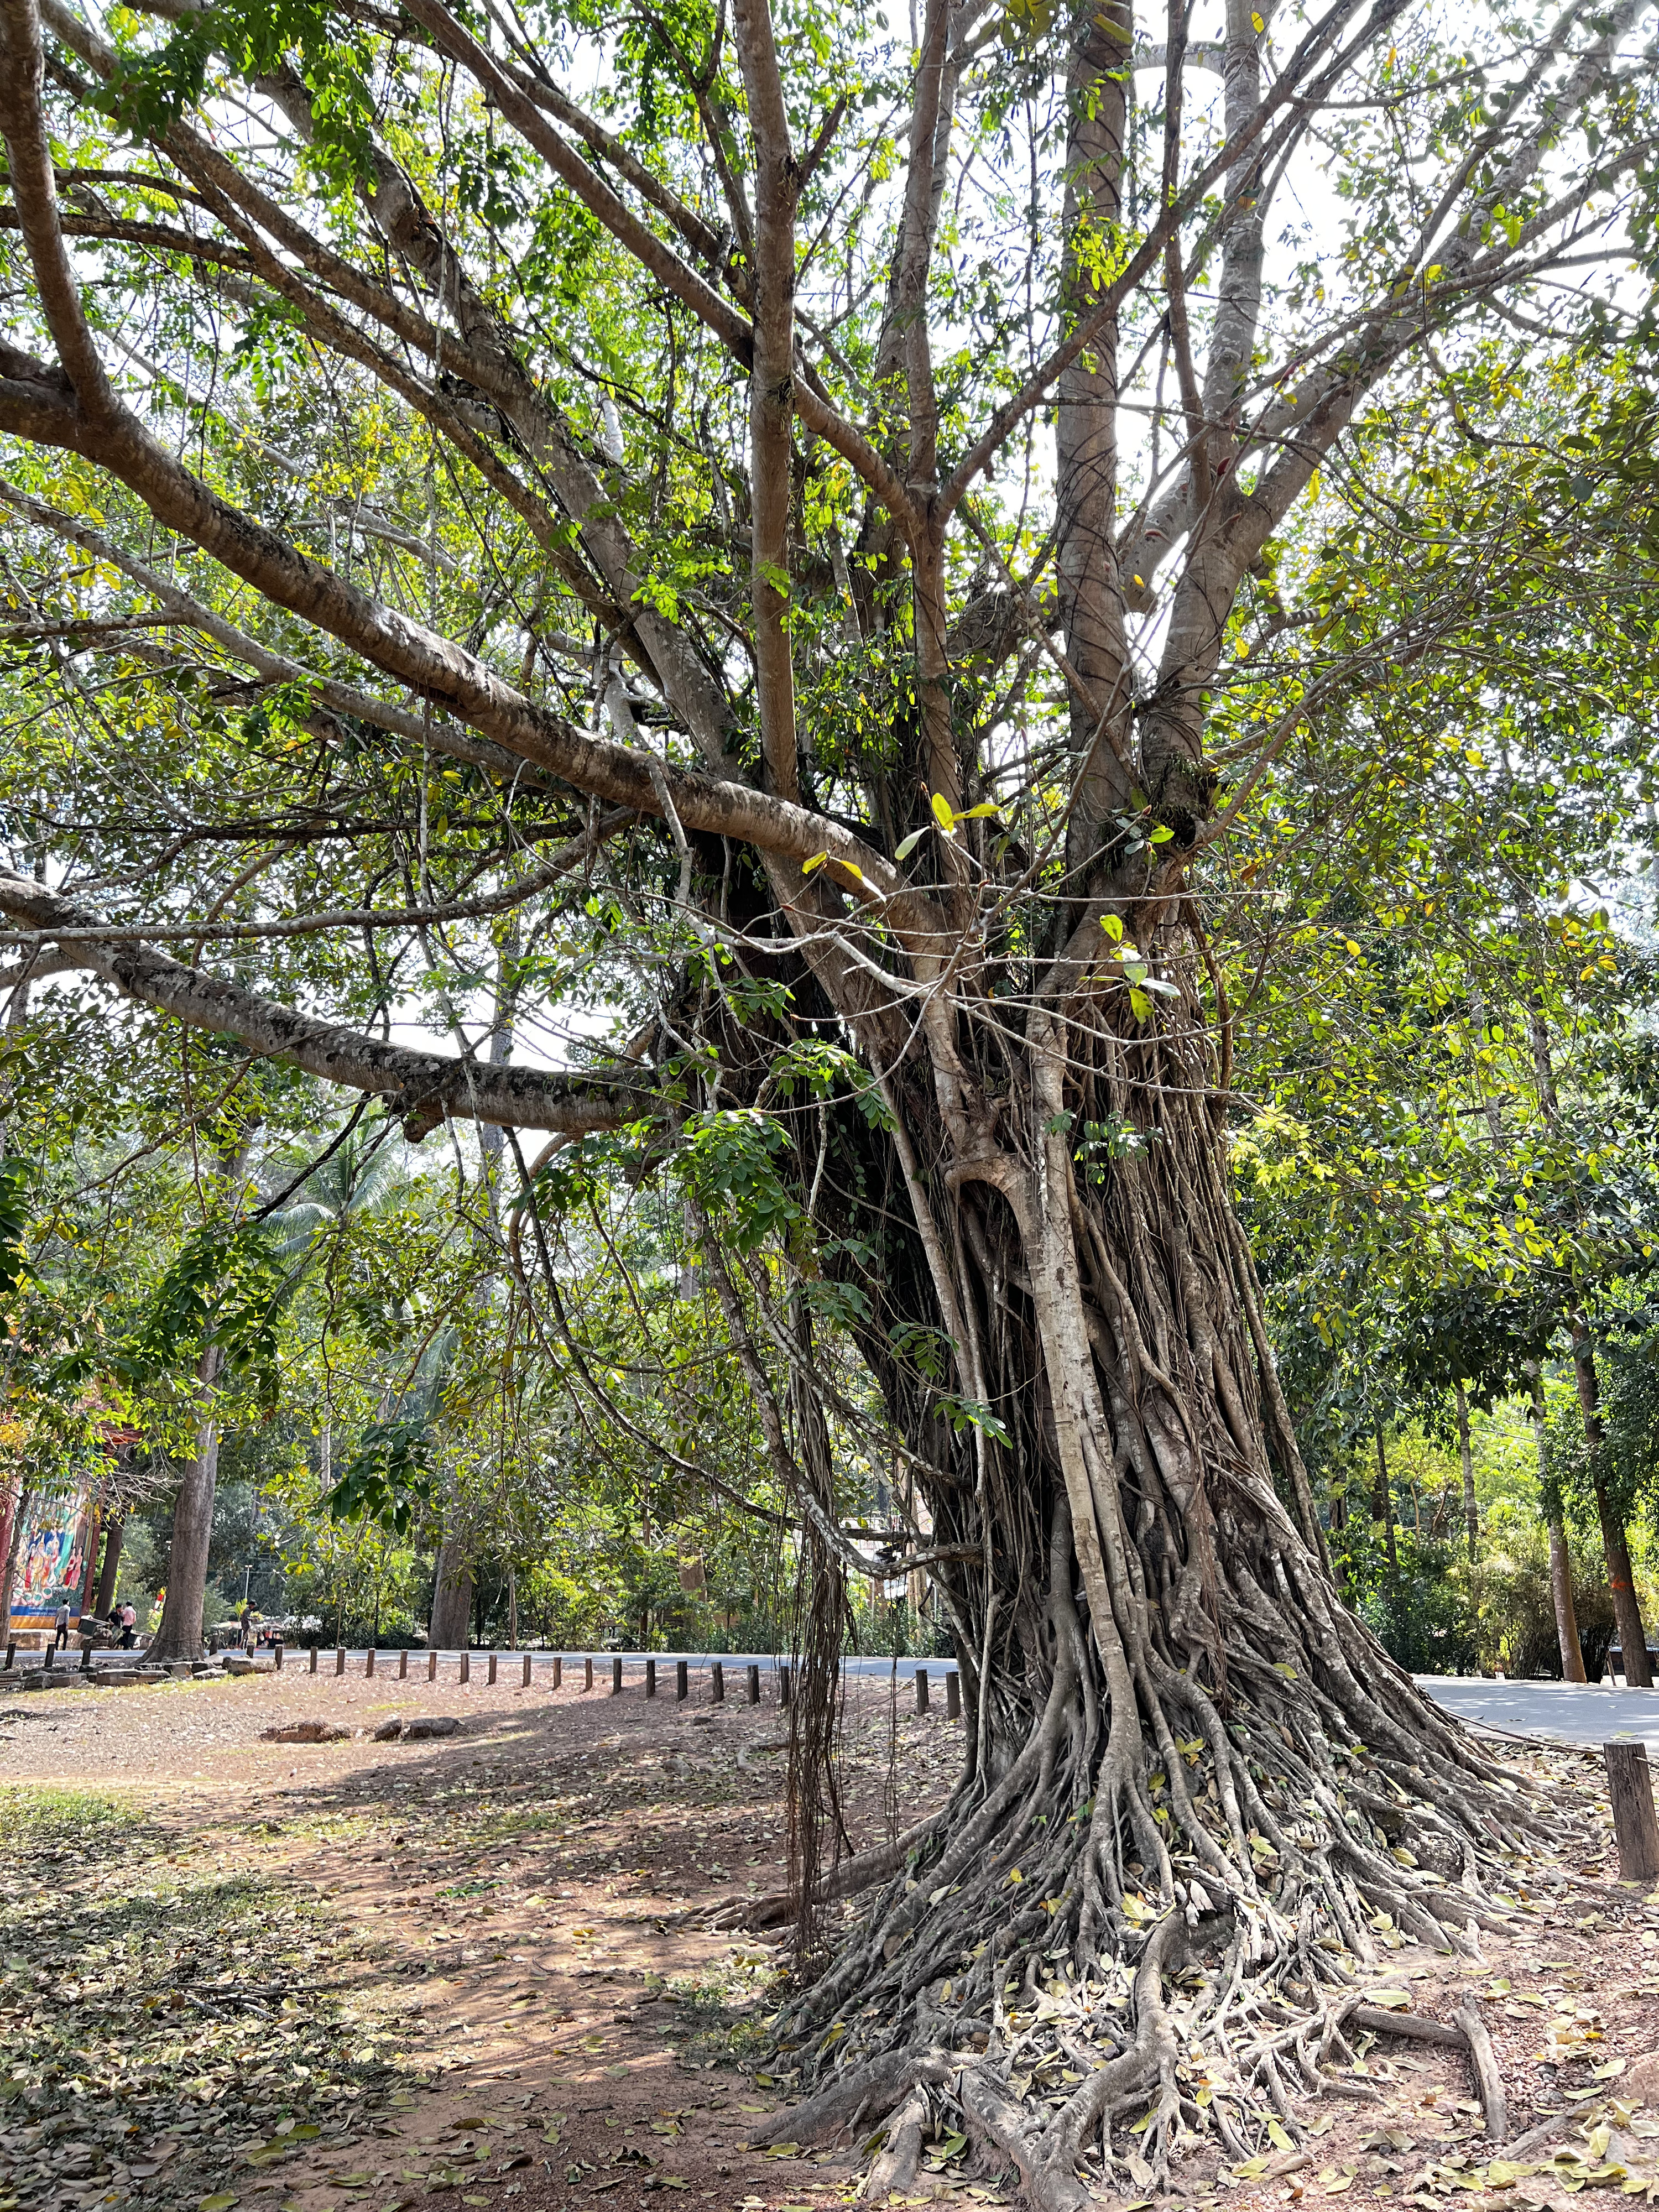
xmin=0 ymin=1787 xmax=421 ymax=2212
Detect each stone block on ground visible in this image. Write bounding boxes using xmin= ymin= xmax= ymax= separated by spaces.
xmin=262 ymin=1719 xmax=353 ymax=1744
xmin=371 ymin=1718 xmax=403 ymax=1741
xmin=403 ymin=1715 xmax=462 ymax=1740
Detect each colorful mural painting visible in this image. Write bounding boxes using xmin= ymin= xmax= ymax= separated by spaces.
xmin=6 ymin=1485 xmax=95 ymax=1627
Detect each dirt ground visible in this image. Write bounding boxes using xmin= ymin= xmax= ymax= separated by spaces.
xmin=1 ymin=1663 xmax=1656 ymax=2212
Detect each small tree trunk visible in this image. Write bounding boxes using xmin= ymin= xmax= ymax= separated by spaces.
xmin=150 ymin=1340 xmax=225 ymax=1663
xmin=77 ymin=1498 xmax=103 ymax=1614
xmin=1527 ymin=1364 xmax=1587 ymax=1683
xmin=1569 ymin=1314 xmax=1652 ymax=1687
xmin=1454 ymin=1382 xmax=1478 ymax=1561
xmin=94 ymin=1520 xmax=124 ymax=1617
xmin=0 ymin=1477 xmax=31 ymax=1642
xmin=429 ymin=1535 xmax=472 ymax=1647
xmin=1374 ymin=1422 xmax=1399 ymax=1576
xmin=1548 ymin=1514 xmax=1586 ymax=1682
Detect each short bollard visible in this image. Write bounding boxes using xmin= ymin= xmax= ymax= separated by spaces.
xmin=779 ymin=1665 xmax=792 ymax=1707
xmin=44 ymin=1646 xmax=54 ymax=1672
xmin=4 ymin=1642 xmax=14 ymax=1670
xmin=460 ymin=1652 xmax=470 ymax=1684
xmin=646 ymin=1659 xmax=657 ymax=1698
xmin=676 ymin=1659 xmax=688 ymax=1702
xmin=273 ymin=1641 xmax=284 ymax=1672
xmin=522 ymin=1653 xmax=532 ymax=1687
xmin=553 ymin=1655 xmax=563 ymax=1689
xmin=487 ymin=1651 xmax=498 ymax=1686
xmin=584 ymin=1657 xmax=594 ymax=1691
xmin=399 ymin=1649 xmax=409 ymax=1680
xmin=366 ymin=1648 xmax=375 ymax=1678
xmin=915 ymin=1667 xmax=930 ymax=1715
xmin=712 ymin=1662 xmax=724 ymax=1703
xmin=946 ymin=1671 xmax=961 ymax=1720
xmin=80 ymin=1644 xmax=92 ymax=1672
xmin=427 ymin=1651 xmax=438 ymax=1681
xmin=612 ymin=1656 xmax=623 ymax=1694
xmin=309 ymin=1644 xmax=319 ymax=1674
xmin=335 ymin=1647 xmax=345 ymax=1677
xmin=746 ymin=1663 xmax=760 ymax=1705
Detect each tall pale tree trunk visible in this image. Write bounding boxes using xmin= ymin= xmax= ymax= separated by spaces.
xmin=1568 ymin=1314 xmax=1651 ymax=1687
xmin=149 ymin=1339 xmax=226 ymax=1663
xmin=1527 ymin=1366 xmax=1586 ymax=1684
xmin=1454 ymin=1382 xmax=1478 ymax=1562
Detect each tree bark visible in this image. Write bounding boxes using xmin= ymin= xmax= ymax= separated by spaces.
xmin=1454 ymin=1382 xmax=1478 ymax=1562
xmin=1569 ymin=1314 xmax=1651 ymax=1687
xmin=1528 ymin=1365 xmax=1586 ymax=1684
xmin=1374 ymin=1423 xmax=1399 ymax=1577
xmin=429 ymin=1535 xmax=472 ymax=1648
xmin=0 ymin=1477 xmax=30 ymax=1645
xmin=149 ymin=1340 xmax=225 ymax=1663
xmin=93 ymin=1518 xmax=123 ymax=1617
xmin=77 ymin=1498 xmax=102 ymax=1614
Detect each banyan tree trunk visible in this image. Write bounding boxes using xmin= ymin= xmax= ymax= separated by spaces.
xmin=763 ymin=989 xmax=1556 ymax=2207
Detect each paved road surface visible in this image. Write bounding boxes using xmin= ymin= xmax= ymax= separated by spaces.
xmin=1415 ymin=1673 xmax=1659 ymax=1750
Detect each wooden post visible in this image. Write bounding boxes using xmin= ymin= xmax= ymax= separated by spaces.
xmin=946 ymin=1672 xmax=961 ymax=1720
xmin=487 ymin=1651 xmax=498 ymax=1686
xmin=553 ymin=1655 xmax=562 ymax=1689
xmin=712 ymin=1662 xmax=724 ymax=1703
xmin=522 ymin=1653 xmax=532 ymax=1687
xmin=746 ymin=1663 xmax=760 ymax=1705
xmin=1605 ymin=1741 xmax=1659 ymax=1881
xmin=646 ymin=1659 xmax=657 ymax=1699
xmin=779 ymin=1665 xmax=791 ymax=1707
xmin=43 ymin=1645 xmax=53 ymax=1672
xmin=460 ymin=1651 xmax=470 ymax=1684
xmin=4 ymin=1641 xmax=14 ymax=1670
xmin=366 ymin=1648 xmax=375 ymax=1678
xmin=584 ymin=1657 xmax=594 ymax=1691
xmin=309 ymin=1644 xmax=318 ymax=1674
xmin=274 ymin=1640 xmax=283 ymax=1672
xmin=611 ymin=1655 xmax=623 ymax=1694
xmin=335 ymin=1646 xmax=345 ymax=1676
xmin=915 ymin=1668 xmax=930 ymax=1715
xmin=399 ymin=1650 xmax=409 ymax=1679
xmin=676 ymin=1660 xmax=688 ymax=1702
xmin=427 ymin=1650 xmax=438 ymax=1681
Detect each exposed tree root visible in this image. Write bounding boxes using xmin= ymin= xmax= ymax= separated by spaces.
xmin=749 ymin=1664 xmax=1573 ymax=2209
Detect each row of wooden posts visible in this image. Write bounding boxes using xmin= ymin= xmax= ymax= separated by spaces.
xmin=294 ymin=1645 xmax=964 ymax=1717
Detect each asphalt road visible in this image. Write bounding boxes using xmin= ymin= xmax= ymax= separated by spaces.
xmin=82 ymin=1642 xmax=1659 ymax=1752
xmin=1415 ymin=1672 xmax=1659 ymax=1750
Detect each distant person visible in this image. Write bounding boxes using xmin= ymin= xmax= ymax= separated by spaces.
xmin=53 ymin=1600 xmax=70 ymax=1650
xmin=238 ymin=1603 xmax=253 ymax=1647
xmin=119 ymin=1602 xmax=137 ymax=1649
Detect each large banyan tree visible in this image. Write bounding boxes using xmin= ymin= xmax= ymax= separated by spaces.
xmin=0 ymin=0 xmax=1651 ymax=2193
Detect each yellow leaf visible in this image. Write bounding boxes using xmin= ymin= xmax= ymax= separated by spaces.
xmin=930 ymin=791 xmax=957 ymax=833
xmin=801 ymin=852 xmax=827 ymax=874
